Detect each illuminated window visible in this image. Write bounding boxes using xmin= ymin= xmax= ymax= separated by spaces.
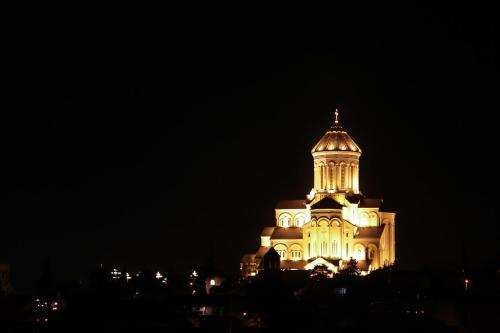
xmin=329 ymin=164 xmax=334 ymax=189
xmin=276 ymin=249 xmax=287 ymax=259
xmin=274 ymin=244 xmax=288 ymax=260
xmin=353 ymin=244 xmax=365 ymax=260
xmin=279 ymin=214 xmax=291 ymax=227
xmin=291 ymin=250 xmax=302 ymax=260
xmin=320 ymin=165 xmax=324 ymax=189
xmin=294 ymin=214 xmax=306 ymax=227
xmin=368 ymin=247 xmax=376 ymax=260
xmin=341 ymin=165 xmax=345 ymax=188
xmin=332 ymin=240 xmax=338 ymax=256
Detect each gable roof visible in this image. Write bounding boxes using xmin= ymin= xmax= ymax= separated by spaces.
xmin=311 ymin=196 xmax=343 ymax=210
xmin=264 ymin=247 xmax=280 ymax=259
xmin=276 ymin=200 xmax=307 ymax=209
xmin=255 ymin=246 xmax=271 ymax=258
xmin=271 ymin=227 xmax=303 ymax=240
xmin=354 ymin=225 xmax=386 ymax=239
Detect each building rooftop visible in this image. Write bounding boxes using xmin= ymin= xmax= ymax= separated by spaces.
xmin=271 ymin=227 xmax=303 ymax=240
xmin=311 ymin=112 xmax=361 ymax=154
xmin=261 ymin=227 xmax=275 ymax=237
xmin=359 ymin=198 xmax=383 ymax=208
xmin=355 ymin=225 xmax=386 ymax=239
xmin=311 ymin=196 xmax=344 ymax=210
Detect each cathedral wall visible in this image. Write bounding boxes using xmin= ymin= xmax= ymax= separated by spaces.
xmin=303 ymin=216 xmax=355 ymax=260
xmin=380 ymin=212 xmax=396 ymax=264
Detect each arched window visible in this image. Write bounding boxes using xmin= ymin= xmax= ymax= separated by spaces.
xmin=320 ymin=164 xmax=325 ymax=189
xmin=353 ymin=244 xmax=365 ymax=260
xmin=369 ymin=212 xmax=378 ymax=226
xmin=329 ymin=163 xmax=334 ymax=190
xmin=274 ymin=244 xmax=288 ymax=260
xmin=290 ymin=244 xmax=303 ymax=260
xmin=332 ymin=239 xmax=338 ymax=257
xmin=278 ymin=214 xmax=291 ymax=227
xmin=359 ymin=212 xmax=369 ymax=227
xmin=367 ymin=244 xmax=377 ymax=260
xmin=294 ymin=214 xmax=306 ymax=227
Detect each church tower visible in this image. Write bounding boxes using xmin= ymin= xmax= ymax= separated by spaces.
xmin=311 ymin=109 xmax=361 ymax=204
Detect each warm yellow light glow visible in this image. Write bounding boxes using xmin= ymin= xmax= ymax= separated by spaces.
xmin=240 ymin=110 xmax=397 ymax=279
xmin=307 ymin=188 xmax=316 ymax=200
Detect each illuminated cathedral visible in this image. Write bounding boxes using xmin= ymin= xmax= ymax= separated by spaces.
xmin=241 ymin=110 xmax=396 ymax=278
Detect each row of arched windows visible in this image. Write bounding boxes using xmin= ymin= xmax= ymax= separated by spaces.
xmin=278 ymin=213 xmax=307 ymax=227
xmin=316 ymin=162 xmax=357 ymax=190
xmin=358 ymin=211 xmax=378 ymax=227
xmin=274 ymin=244 xmax=303 ymax=260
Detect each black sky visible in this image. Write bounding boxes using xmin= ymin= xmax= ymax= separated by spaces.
xmin=2 ymin=7 xmax=499 ymax=291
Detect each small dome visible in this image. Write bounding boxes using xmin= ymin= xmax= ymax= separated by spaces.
xmin=311 ymin=125 xmax=361 ymax=153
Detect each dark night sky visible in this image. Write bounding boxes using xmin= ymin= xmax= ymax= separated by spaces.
xmin=2 ymin=7 xmax=499 ymax=291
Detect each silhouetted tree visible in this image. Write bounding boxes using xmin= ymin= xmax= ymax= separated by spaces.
xmin=340 ymin=258 xmax=360 ymax=277
xmin=310 ymin=264 xmax=332 ymax=281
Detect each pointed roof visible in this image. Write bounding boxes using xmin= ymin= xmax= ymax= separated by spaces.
xmin=311 ymin=196 xmax=344 ymax=210
xmin=311 ymin=109 xmax=361 ymax=154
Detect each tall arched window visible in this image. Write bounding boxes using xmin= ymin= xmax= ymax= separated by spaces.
xmin=359 ymin=212 xmax=369 ymax=227
xmin=290 ymin=244 xmax=303 ymax=260
xmin=320 ymin=164 xmax=325 ymax=189
xmin=329 ymin=163 xmax=334 ymax=190
xmin=353 ymin=244 xmax=365 ymax=260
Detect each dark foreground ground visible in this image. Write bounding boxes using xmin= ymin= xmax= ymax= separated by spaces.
xmin=1 ymin=267 xmax=499 ymax=332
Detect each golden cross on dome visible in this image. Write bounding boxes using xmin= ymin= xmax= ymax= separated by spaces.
xmin=335 ymin=108 xmax=339 ymax=125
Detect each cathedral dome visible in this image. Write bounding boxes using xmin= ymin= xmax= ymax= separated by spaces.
xmin=311 ymin=127 xmax=361 ymax=153
xmin=311 ymin=110 xmax=361 ymax=154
